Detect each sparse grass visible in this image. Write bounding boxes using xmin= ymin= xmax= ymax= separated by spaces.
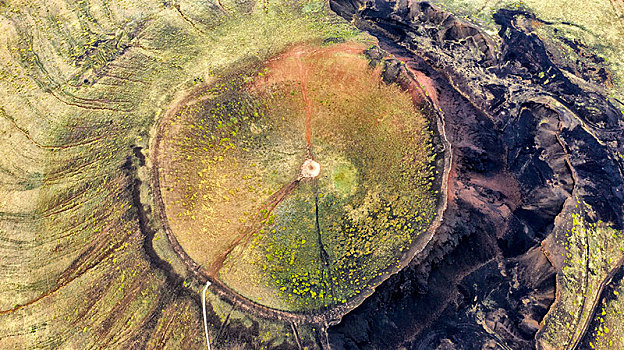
xmin=0 ymin=0 xmax=365 ymax=348
xmin=539 ymin=202 xmax=624 ymax=349
xmin=585 ymin=281 xmax=624 ymax=349
xmin=160 ymin=44 xmax=437 ymax=311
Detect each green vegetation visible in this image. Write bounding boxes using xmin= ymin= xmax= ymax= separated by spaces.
xmin=160 ymin=44 xmax=438 ymax=311
xmin=4 ymin=0 xmax=620 ymax=347
xmin=538 ymin=203 xmax=624 ymax=349
xmin=0 ymin=0 xmax=369 ymax=348
xmin=584 ymin=280 xmax=624 ymax=349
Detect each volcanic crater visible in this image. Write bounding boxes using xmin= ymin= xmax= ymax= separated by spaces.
xmin=151 ymin=42 xmax=448 ymax=319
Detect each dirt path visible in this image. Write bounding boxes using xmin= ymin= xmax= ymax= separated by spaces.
xmin=207 ymin=178 xmax=301 ymax=276
xmin=295 ymin=51 xmax=314 ymax=151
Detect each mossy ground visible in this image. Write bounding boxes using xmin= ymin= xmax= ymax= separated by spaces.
xmin=584 ymin=274 xmax=624 ymax=349
xmin=160 ymin=43 xmax=438 ymax=311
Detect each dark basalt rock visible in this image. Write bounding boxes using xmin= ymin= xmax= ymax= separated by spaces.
xmin=327 ymin=1 xmax=624 ymax=349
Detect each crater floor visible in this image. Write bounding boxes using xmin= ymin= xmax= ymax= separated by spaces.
xmin=156 ymin=43 xmax=438 ymax=311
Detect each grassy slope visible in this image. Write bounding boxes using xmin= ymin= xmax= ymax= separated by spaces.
xmin=538 ymin=204 xmax=624 ymax=350
xmin=0 ymin=0 xmax=366 ymax=348
xmin=585 ymin=273 xmax=624 ymax=349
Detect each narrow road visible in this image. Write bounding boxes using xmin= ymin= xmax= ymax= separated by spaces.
xmin=202 ymin=281 xmax=213 ymax=350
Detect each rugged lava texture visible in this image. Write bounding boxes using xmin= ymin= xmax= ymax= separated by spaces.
xmin=326 ymin=1 xmax=624 ymax=349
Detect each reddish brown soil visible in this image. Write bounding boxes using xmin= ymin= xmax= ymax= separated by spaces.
xmin=251 ymin=42 xmax=370 ymax=154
